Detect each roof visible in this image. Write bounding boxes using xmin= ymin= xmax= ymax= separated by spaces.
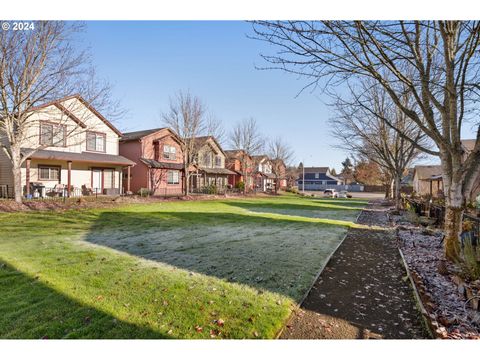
xmin=120 ymin=128 xmax=166 ymax=141
xmin=303 ymin=167 xmax=330 ymax=173
xmin=187 ymin=136 xmax=225 ymax=156
xmin=30 ymin=94 xmax=123 ymax=137
xmin=23 ymin=148 xmax=135 ymax=166
xmin=413 ymin=165 xmax=443 ymax=180
xmin=224 ymin=149 xmax=253 ymax=160
xmin=139 ymin=158 xmax=184 ymax=170
xmin=462 ymin=139 xmax=476 ymax=152
xmin=252 ymin=155 xmax=268 ymax=162
xmin=258 ymin=172 xmax=276 ymax=179
xmin=197 ymin=167 xmax=236 ymax=175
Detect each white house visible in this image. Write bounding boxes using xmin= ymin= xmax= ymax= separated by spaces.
xmin=0 ymin=95 xmax=135 ymax=198
xmin=252 ymin=155 xmax=275 ymax=192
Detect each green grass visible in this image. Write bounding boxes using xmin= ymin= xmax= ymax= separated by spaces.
xmin=0 ymin=194 xmax=367 ymax=339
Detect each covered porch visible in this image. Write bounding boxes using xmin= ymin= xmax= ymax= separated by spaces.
xmin=22 ymin=149 xmax=135 ymax=198
xmin=190 ymin=166 xmax=237 ymax=192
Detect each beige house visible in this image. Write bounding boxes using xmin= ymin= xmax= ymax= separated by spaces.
xmin=412 ymin=165 xmax=443 ymax=197
xmin=0 ymin=95 xmax=135 ymax=198
xmin=189 ymin=136 xmax=235 ymax=191
xmin=252 ymin=155 xmax=275 ymax=192
xmin=412 ymin=139 xmax=480 ymax=200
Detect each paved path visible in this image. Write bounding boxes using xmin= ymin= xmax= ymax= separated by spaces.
xmin=281 ymin=201 xmax=429 ymax=339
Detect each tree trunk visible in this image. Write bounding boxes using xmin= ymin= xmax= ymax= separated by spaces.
xmin=12 ymin=165 xmax=23 ymax=203
xmin=184 ymin=167 xmax=189 ymax=196
xmin=394 ymin=173 xmax=401 ymax=210
xmin=444 ymin=205 xmax=462 ymax=261
xmin=11 ymin=147 xmax=23 ymax=203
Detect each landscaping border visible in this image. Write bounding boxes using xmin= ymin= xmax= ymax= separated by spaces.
xmin=398 ymin=248 xmax=437 ymax=339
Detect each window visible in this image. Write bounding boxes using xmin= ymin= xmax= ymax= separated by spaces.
xmin=38 ymin=166 xmax=60 ymax=181
xmin=40 ymin=122 xmax=65 ymax=147
xmin=203 ymin=153 xmax=212 ymax=167
xmin=86 ymin=132 xmax=106 ymax=152
xmin=167 ymin=170 xmax=179 ymax=185
xmin=315 ymin=173 xmax=319 ymax=179
xmin=215 ymin=156 xmax=222 ymax=168
xmin=163 ymin=145 xmax=176 ymax=160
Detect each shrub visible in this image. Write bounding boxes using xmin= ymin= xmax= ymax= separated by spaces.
xmin=235 ymin=181 xmax=245 ymax=190
xmin=138 ymin=188 xmax=151 ymax=197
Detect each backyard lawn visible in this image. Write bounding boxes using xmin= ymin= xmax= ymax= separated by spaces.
xmin=0 ymin=194 xmax=368 ymax=339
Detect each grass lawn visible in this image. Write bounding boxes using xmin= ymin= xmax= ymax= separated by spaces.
xmin=0 ymin=194 xmax=367 ymax=339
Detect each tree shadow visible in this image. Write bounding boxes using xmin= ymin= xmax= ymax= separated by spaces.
xmin=84 ymin=210 xmax=350 ymax=300
xmin=0 ymin=259 xmax=171 ymax=339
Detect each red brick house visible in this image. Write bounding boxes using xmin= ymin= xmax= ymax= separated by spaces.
xmin=119 ymin=128 xmax=184 ymax=196
xmin=225 ymin=149 xmax=254 ymax=191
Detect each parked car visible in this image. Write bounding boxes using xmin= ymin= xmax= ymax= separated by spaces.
xmin=338 ymin=190 xmax=352 ymax=198
xmin=323 ymin=189 xmax=338 ymax=198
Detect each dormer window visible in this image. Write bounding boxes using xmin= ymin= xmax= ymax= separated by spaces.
xmin=86 ymin=131 xmax=106 ymax=152
xmin=163 ymin=145 xmax=176 ymax=160
xmin=40 ymin=122 xmax=66 ymax=147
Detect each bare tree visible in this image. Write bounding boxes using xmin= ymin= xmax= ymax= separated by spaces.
xmin=205 ymin=113 xmax=226 ymax=146
xmin=162 ymin=91 xmax=207 ymax=196
xmin=0 ymin=21 xmax=121 ymax=203
xmin=331 ymin=80 xmax=426 ymax=209
xmin=229 ymin=118 xmax=264 ymax=194
xmin=252 ymin=21 xmax=480 ymax=261
xmin=267 ymin=136 xmax=294 ymax=194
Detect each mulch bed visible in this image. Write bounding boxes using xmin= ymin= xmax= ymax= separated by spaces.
xmin=392 ymin=212 xmax=480 ymax=339
xmin=0 ymin=192 xmax=255 ymax=213
xmin=280 ymin=201 xmax=428 ymax=339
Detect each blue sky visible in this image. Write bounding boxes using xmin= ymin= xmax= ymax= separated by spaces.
xmin=80 ymin=21 xmax=342 ymax=169
xmin=80 ymin=21 xmax=477 ymax=169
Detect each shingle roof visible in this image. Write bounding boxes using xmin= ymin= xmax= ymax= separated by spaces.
xmin=139 ymin=158 xmax=184 ymax=170
xmin=197 ymin=167 xmax=236 ymax=175
xmin=414 ymin=165 xmax=443 ymax=180
xmin=303 ymin=167 xmax=330 ymax=173
xmin=120 ymin=128 xmax=166 ymax=141
xmin=23 ymin=148 xmax=135 ymax=166
xmin=462 ymin=139 xmax=476 ymax=152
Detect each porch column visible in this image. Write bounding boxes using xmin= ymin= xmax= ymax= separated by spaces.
xmin=67 ymin=161 xmax=72 ymax=197
xmin=25 ymin=158 xmax=31 ymax=197
xmin=429 ymin=180 xmax=433 ymax=197
xmin=127 ymin=165 xmax=131 ymax=193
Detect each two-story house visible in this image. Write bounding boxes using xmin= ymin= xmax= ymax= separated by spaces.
xmin=296 ymin=167 xmax=342 ymax=191
xmin=0 ymin=95 xmax=135 ymax=198
xmin=225 ymin=149 xmax=254 ymax=191
xmin=252 ymin=155 xmax=275 ymax=192
xmin=119 ymin=128 xmax=184 ymax=196
xmin=189 ymin=136 xmax=235 ymax=191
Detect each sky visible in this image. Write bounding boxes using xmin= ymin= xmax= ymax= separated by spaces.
xmin=79 ymin=21 xmax=477 ymax=170
xmin=79 ymin=21 xmax=342 ymax=170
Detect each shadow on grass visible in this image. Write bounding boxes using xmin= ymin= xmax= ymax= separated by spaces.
xmin=84 ymin=210 xmax=354 ymax=300
xmin=222 ymin=200 xmax=366 ymax=213
xmin=0 ymin=259 xmax=171 ymax=339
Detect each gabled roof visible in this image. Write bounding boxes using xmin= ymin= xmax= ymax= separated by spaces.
xmin=139 ymin=158 xmax=184 ymax=170
xmin=413 ymin=165 xmax=443 ymax=180
xmin=224 ymin=149 xmax=253 ymax=161
xmin=303 ymin=167 xmax=330 ymax=173
xmin=121 ymin=128 xmax=166 ymax=141
xmin=462 ymin=139 xmax=477 ymax=153
xmin=188 ymin=136 xmax=225 ymax=156
xmin=252 ymin=155 xmax=269 ymax=162
xmin=30 ymin=94 xmax=123 ymax=136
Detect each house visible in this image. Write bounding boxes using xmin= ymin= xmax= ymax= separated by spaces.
xmin=272 ymin=159 xmax=288 ymax=190
xmin=188 ymin=136 xmax=236 ymax=191
xmin=225 ymin=149 xmax=255 ymax=191
xmin=252 ymin=155 xmax=275 ymax=192
xmin=119 ymin=128 xmax=185 ymax=196
xmin=412 ymin=165 xmax=443 ymax=197
xmin=0 ymin=95 xmax=135 ymax=198
xmin=412 ymin=139 xmax=480 ymax=200
xmin=296 ymin=167 xmax=342 ymax=191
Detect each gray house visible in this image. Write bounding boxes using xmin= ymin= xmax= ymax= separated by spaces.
xmin=296 ymin=167 xmax=343 ymax=191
